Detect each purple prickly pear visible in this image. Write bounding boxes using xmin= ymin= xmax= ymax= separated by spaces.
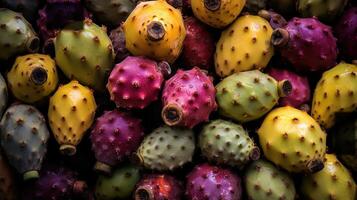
xmin=272 ymin=17 xmax=337 ymax=72
xmin=186 ymin=163 xmax=242 ymax=200
xmin=90 ymin=110 xmax=144 ymax=174
xmin=107 ymin=56 xmax=170 ymax=110
xmin=161 ymin=67 xmax=217 ymax=128
xmin=109 ymin=26 xmax=130 ymax=63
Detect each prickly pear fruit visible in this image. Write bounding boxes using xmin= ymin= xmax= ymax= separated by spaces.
xmin=0 ymin=0 xmax=40 ymax=22
xmin=136 ymin=126 xmax=195 ymax=171
xmin=107 ymin=56 xmax=168 ymax=109
xmin=7 ymin=54 xmax=58 ymax=103
xmin=191 ymin=0 xmax=246 ymax=28
xmin=301 ymin=154 xmax=356 ymax=200
xmin=0 ymin=151 xmax=17 ymax=200
xmin=216 ymin=70 xmax=292 ymax=123
xmin=123 ymin=0 xmax=186 ymax=64
xmin=257 ymin=10 xmax=287 ymax=29
xmin=269 ymin=0 xmax=296 ymax=15
xmin=48 ymin=80 xmax=97 ymax=156
xmin=0 ymin=73 xmax=8 ymax=118
xmin=334 ymin=7 xmax=357 ymax=61
xmin=244 ymin=0 xmax=267 ymax=13
xmin=182 ymin=17 xmax=215 ymax=70
xmin=186 ymin=163 xmax=242 ymax=200
xmin=257 ymin=106 xmax=327 ymax=173
xmin=272 ymin=17 xmax=337 ymax=72
xmin=297 ymin=0 xmax=348 ymax=22
xmin=244 ymin=159 xmax=296 ymax=200
xmin=95 ymin=164 xmax=140 ymax=200
xmin=134 ymin=174 xmax=183 ymax=200
xmin=199 ymin=119 xmax=260 ymax=168
xmin=90 ymin=110 xmax=144 ymax=174
xmin=215 ymin=15 xmax=274 ymax=77
xmin=161 ymin=67 xmax=216 ymax=128
xmin=267 ymin=68 xmax=310 ymax=108
xmin=0 ymin=8 xmax=39 ymax=60
xmin=109 ymin=26 xmax=130 ymax=63
xmin=0 ymin=104 xmax=50 ymax=180
xmin=52 ymin=19 xmax=115 ymax=91
xmin=311 ymin=62 xmax=357 ymax=129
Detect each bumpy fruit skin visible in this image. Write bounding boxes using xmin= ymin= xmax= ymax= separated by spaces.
xmin=216 ymin=70 xmax=291 ymax=123
xmin=54 ymin=19 xmax=115 ymax=91
xmin=257 ymin=106 xmax=327 ymax=173
xmin=334 ymin=7 xmax=357 ymax=61
xmin=186 ymin=163 xmax=242 ymax=200
xmin=0 ymin=104 xmax=50 ymax=180
xmin=136 ymin=126 xmax=195 ymax=171
xmin=297 ymin=0 xmax=348 ymax=22
xmin=48 ymin=80 xmax=97 ymax=156
xmin=0 ymin=73 xmax=8 ymax=118
xmin=161 ymin=67 xmax=216 ymax=128
xmin=90 ymin=110 xmax=144 ymax=174
xmin=182 ymin=17 xmax=214 ymax=70
xmin=0 ymin=0 xmax=40 ymax=22
xmin=215 ymin=15 xmax=274 ymax=77
xmin=301 ymin=154 xmax=356 ymax=200
xmin=0 ymin=8 xmax=39 ymax=60
xmin=199 ymin=119 xmax=260 ymax=168
xmin=134 ymin=174 xmax=183 ymax=200
xmin=0 ymin=151 xmax=17 ymax=200
xmin=109 ymin=26 xmax=130 ymax=63
xmin=123 ymin=0 xmax=186 ymax=64
xmin=244 ymin=0 xmax=267 ymax=13
xmin=244 ymin=160 xmax=296 ymax=200
xmin=272 ymin=17 xmax=337 ymax=72
xmin=311 ymin=62 xmax=357 ymax=129
xmin=95 ymin=164 xmax=140 ymax=200
xmin=107 ymin=56 xmax=164 ymax=109
xmin=191 ymin=0 xmax=246 ymax=28
xmin=7 ymin=54 xmax=58 ymax=103
xmin=267 ymin=68 xmax=310 ymax=108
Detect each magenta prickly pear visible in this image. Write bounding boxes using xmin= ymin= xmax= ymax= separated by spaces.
xmin=90 ymin=110 xmax=144 ymax=174
xmin=161 ymin=67 xmax=217 ymax=128
xmin=186 ymin=163 xmax=242 ymax=200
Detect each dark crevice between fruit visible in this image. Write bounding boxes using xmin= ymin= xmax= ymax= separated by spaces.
xmin=158 ymin=61 xmax=171 ymax=79
xmin=27 ymin=36 xmax=40 ymax=53
xmin=278 ymin=80 xmax=292 ymax=97
xmin=204 ymin=0 xmax=221 ymax=11
xmin=135 ymin=187 xmax=154 ymax=200
xmin=249 ymin=147 xmax=261 ymax=161
xmin=307 ymin=159 xmax=324 ymax=173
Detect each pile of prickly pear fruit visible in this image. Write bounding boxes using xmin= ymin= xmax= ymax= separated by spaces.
xmin=0 ymin=0 xmax=356 ymax=199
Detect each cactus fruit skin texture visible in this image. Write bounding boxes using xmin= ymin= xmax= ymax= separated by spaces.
xmin=95 ymin=164 xmax=140 ymax=200
xmin=48 ymin=80 xmax=97 ymax=156
xmin=0 ymin=104 xmax=50 ymax=180
xmin=7 ymin=54 xmax=58 ymax=103
xmin=182 ymin=17 xmax=215 ymax=70
xmin=107 ymin=56 xmax=165 ymax=110
xmin=0 ymin=74 xmax=8 ymax=117
xmin=54 ymin=19 xmax=115 ymax=91
xmin=186 ymin=163 xmax=242 ymax=200
xmin=257 ymin=106 xmax=327 ymax=173
xmin=272 ymin=17 xmax=337 ymax=72
xmin=267 ymin=68 xmax=310 ymax=108
xmin=0 ymin=151 xmax=17 ymax=200
xmin=191 ymin=0 xmax=246 ymax=28
xmin=311 ymin=62 xmax=357 ymax=129
xmin=0 ymin=9 xmax=39 ymax=60
xmin=215 ymin=70 xmax=292 ymax=123
xmin=297 ymin=0 xmax=348 ymax=22
xmin=123 ymin=0 xmax=186 ymax=64
xmin=0 ymin=0 xmax=40 ymax=22
xmin=244 ymin=160 xmax=296 ymax=200
xmin=109 ymin=26 xmax=130 ymax=63
xmin=215 ymin=15 xmax=274 ymax=77
xmin=85 ymin=0 xmax=135 ymax=27
xmin=199 ymin=119 xmax=260 ymax=169
xmin=90 ymin=110 xmax=144 ymax=174
xmin=134 ymin=174 xmax=183 ymax=200
xmin=300 ymin=154 xmax=356 ymax=200
xmin=161 ymin=67 xmax=216 ymax=128
xmin=136 ymin=126 xmax=195 ymax=171
xmin=334 ymin=7 xmax=357 ymax=61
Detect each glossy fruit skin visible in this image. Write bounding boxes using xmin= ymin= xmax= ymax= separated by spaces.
xmin=186 ymin=163 xmax=242 ymax=200
xmin=7 ymin=54 xmax=58 ymax=103
xmin=0 ymin=73 xmax=8 ymax=118
xmin=257 ymin=106 xmax=327 ymax=173
xmin=215 ymin=15 xmax=274 ymax=77
xmin=109 ymin=26 xmax=130 ymax=63
xmin=191 ymin=0 xmax=246 ymax=28
xmin=311 ymin=62 xmax=357 ymax=129
xmin=107 ymin=56 xmax=164 ymax=109
xmin=0 ymin=151 xmax=17 ymax=200
xmin=301 ymin=154 xmax=356 ymax=200
xmin=297 ymin=0 xmax=348 ymax=22
xmin=244 ymin=160 xmax=296 ymax=200
xmin=48 ymin=80 xmax=97 ymax=156
xmin=0 ymin=0 xmax=40 ymax=22
xmin=0 ymin=104 xmax=50 ymax=180
xmin=123 ymin=0 xmax=186 ymax=64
